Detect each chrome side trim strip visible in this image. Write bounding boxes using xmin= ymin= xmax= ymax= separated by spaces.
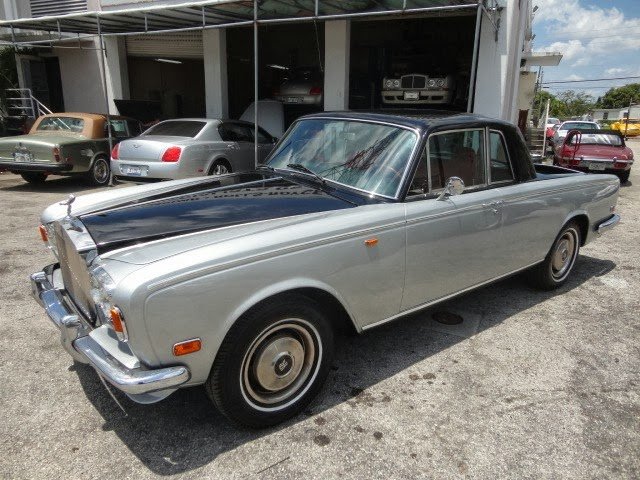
xmin=361 ymin=259 xmax=543 ymax=331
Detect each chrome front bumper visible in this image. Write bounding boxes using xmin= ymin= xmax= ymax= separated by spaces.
xmin=30 ymin=264 xmax=190 ymax=398
xmin=597 ymin=214 xmax=621 ymax=235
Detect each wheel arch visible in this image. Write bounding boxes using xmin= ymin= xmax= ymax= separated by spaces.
xmin=220 ymin=280 xmax=360 ymax=351
xmin=206 ymin=155 xmax=231 ymax=175
xmin=562 ymin=211 xmax=590 ymax=246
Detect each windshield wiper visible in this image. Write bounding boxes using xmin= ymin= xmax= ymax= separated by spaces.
xmin=286 ymin=163 xmax=326 ymax=185
xmin=256 ymin=165 xmax=274 ymax=172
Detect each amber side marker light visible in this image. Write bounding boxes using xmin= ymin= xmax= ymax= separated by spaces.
xmin=173 ymin=338 xmax=202 ymax=356
xmin=110 ymin=307 xmax=128 ymax=342
xmin=38 ymin=225 xmax=48 ymax=242
xmin=364 ymin=238 xmax=378 ymax=247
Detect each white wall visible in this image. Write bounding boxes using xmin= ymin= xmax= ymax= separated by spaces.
xmin=104 ymin=36 xmax=130 ymax=113
xmin=473 ymin=0 xmax=528 ymax=122
xmin=203 ymin=28 xmax=228 ymax=118
xmin=324 ymin=20 xmax=350 ymax=111
xmin=54 ymin=39 xmax=108 ymax=113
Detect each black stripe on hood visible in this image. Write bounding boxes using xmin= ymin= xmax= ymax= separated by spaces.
xmin=80 ymin=176 xmax=356 ymax=252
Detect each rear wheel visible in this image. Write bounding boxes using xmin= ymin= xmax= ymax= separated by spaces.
xmin=20 ymin=172 xmax=47 ymax=184
xmin=618 ymin=170 xmax=630 ymax=184
xmin=86 ymin=157 xmax=110 ymax=186
xmin=527 ymin=222 xmax=581 ymax=290
xmin=206 ymin=294 xmax=334 ymax=428
xmin=209 ymin=160 xmax=231 ymax=176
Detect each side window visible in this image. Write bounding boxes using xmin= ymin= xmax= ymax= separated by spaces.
xmin=489 ymin=131 xmax=514 ymax=183
xmin=108 ymin=119 xmax=128 ymax=138
xmin=219 ymin=123 xmax=252 ymax=142
xmin=255 ymin=127 xmax=271 ymax=143
xmin=428 ymin=129 xmax=486 ymax=190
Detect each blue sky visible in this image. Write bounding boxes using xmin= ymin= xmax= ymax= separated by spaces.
xmin=532 ymin=0 xmax=640 ymax=100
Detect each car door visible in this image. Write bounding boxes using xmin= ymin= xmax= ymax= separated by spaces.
xmin=251 ymin=126 xmax=276 ymax=164
xmin=218 ymin=122 xmax=255 ymax=172
xmin=401 ymin=128 xmax=508 ymax=311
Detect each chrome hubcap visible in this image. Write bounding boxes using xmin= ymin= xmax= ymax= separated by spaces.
xmin=94 ymin=159 xmax=109 ymax=183
xmin=241 ymin=320 xmax=318 ymax=407
xmin=551 ymin=230 xmax=576 ymax=279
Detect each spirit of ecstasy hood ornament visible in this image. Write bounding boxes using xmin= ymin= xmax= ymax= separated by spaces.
xmin=60 ymin=194 xmax=76 ymax=217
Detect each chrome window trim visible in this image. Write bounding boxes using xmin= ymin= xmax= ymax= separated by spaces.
xmin=488 ymin=129 xmax=516 ymax=185
xmin=268 ymin=116 xmax=421 ymax=201
xmin=425 ymin=127 xmax=488 ymax=194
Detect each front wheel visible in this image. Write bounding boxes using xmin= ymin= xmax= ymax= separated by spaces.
xmin=86 ymin=157 xmax=110 ymax=186
xmin=527 ymin=222 xmax=581 ymax=290
xmin=206 ymin=294 xmax=334 ymax=428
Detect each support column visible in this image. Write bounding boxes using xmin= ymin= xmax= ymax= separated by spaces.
xmin=104 ymin=36 xmax=129 ymax=114
xmin=324 ymin=20 xmax=350 ymax=111
xmin=203 ymin=28 xmax=228 ymax=118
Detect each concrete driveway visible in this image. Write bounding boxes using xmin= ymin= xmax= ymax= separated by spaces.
xmin=1 ymin=142 xmax=638 ymax=479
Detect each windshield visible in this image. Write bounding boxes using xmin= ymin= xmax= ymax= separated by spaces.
xmin=560 ymin=122 xmax=597 ymax=131
xmin=569 ymin=133 xmax=623 ymax=146
xmin=144 ymin=120 xmax=206 ymax=137
xmin=36 ymin=116 xmax=84 ymax=133
xmin=267 ymin=119 xmax=418 ymax=197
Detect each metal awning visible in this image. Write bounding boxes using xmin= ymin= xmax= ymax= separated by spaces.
xmin=0 ymin=0 xmax=479 ymax=44
xmin=0 ymin=0 xmax=487 ymax=176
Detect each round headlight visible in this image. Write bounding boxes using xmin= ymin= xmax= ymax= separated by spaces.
xmin=436 ymin=79 xmax=445 ymax=87
xmin=393 ymin=79 xmax=400 ymax=88
xmin=385 ymin=80 xmax=393 ymax=88
xmin=428 ymin=79 xmax=436 ymax=87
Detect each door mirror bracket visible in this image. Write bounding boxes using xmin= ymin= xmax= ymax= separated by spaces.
xmin=437 ymin=176 xmax=465 ymax=201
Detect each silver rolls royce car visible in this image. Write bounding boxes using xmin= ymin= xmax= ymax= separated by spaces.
xmin=111 ymin=118 xmax=276 ymax=182
xmin=31 ymin=112 xmax=620 ymax=428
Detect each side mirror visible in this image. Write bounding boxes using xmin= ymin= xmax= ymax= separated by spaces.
xmin=437 ymin=176 xmax=465 ymax=201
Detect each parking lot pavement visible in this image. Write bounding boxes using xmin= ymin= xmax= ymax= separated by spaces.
xmin=1 ymin=144 xmax=639 ymax=480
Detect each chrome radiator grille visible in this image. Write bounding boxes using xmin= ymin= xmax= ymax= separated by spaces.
xmin=401 ymin=75 xmax=426 ymax=89
xmin=54 ymin=223 xmax=96 ymax=322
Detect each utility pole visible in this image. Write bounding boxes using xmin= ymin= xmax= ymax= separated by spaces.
xmin=624 ymin=97 xmax=633 ymax=140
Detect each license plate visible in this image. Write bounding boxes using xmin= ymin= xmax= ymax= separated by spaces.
xmin=588 ymin=162 xmax=606 ymax=171
xmin=121 ymin=165 xmax=145 ymax=176
xmin=404 ymin=92 xmax=420 ymax=100
xmin=14 ymin=152 xmax=33 ymax=162
xmin=284 ymin=97 xmax=302 ymax=104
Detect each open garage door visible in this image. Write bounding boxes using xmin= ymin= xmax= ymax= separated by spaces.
xmin=125 ymin=32 xmax=206 ymax=119
xmin=349 ymin=11 xmax=479 ymax=112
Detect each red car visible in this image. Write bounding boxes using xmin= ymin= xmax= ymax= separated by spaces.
xmin=554 ymin=129 xmax=634 ymax=183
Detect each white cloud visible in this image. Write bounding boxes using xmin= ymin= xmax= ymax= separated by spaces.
xmin=605 ymin=67 xmax=625 ymax=76
xmin=534 ymin=0 xmax=640 ymax=63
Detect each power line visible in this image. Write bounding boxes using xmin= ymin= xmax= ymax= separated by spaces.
xmin=542 ymin=76 xmax=640 ymax=85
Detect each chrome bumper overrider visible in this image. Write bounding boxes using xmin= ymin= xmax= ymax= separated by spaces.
xmin=597 ymin=214 xmax=621 ymax=235
xmin=30 ymin=264 xmax=190 ymax=396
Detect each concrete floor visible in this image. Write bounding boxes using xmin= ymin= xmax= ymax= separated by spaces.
xmin=0 ymin=141 xmax=638 ymax=479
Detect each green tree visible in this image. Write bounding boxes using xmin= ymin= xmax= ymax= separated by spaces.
xmin=554 ymin=90 xmax=595 ymax=118
xmin=598 ymin=83 xmax=640 ymax=108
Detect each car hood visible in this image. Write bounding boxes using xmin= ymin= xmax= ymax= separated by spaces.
xmin=80 ymin=172 xmax=356 ymax=254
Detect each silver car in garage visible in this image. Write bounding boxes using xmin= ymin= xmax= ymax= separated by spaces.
xmin=111 ymin=118 xmax=276 ymax=181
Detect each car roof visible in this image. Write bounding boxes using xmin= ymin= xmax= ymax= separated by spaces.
xmin=41 ymin=112 xmax=135 ymax=121
xmin=298 ymin=110 xmax=511 ymax=131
